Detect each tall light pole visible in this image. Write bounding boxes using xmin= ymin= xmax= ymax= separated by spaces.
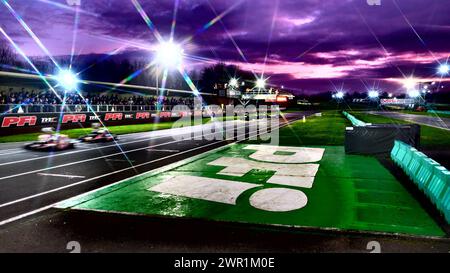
xmin=154 ymin=41 xmax=184 ymax=111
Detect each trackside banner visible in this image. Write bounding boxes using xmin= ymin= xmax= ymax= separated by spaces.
xmin=0 ymin=111 xmax=185 ymax=136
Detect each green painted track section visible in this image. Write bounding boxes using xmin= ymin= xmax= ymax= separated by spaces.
xmin=58 ymin=143 xmax=445 ymax=237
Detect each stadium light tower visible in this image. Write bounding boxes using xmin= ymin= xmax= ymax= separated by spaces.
xmin=229 ymin=78 xmax=239 ymax=88
xmin=155 ymin=41 xmax=184 ymax=69
xmin=438 ymin=63 xmax=450 ymax=76
xmin=255 ymin=78 xmax=266 ymax=90
xmin=403 ymin=77 xmax=416 ymax=90
xmin=368 ymin=90 xmax=379 ymax=99
xmin=56 ymin=69 xmax=79 ymax=91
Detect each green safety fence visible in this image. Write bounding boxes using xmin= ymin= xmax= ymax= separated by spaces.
xmin=342 ymin=111 xmax=369 ymax=127
xmin=391 ymin=140 xmax=450 ymax=224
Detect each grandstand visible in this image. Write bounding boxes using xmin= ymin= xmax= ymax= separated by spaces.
xmin=0 ymin=86 xmax=195 ymax=113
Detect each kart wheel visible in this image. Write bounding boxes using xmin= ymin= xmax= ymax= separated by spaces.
xmin=24 ymin=144 xmax=34 ymax=150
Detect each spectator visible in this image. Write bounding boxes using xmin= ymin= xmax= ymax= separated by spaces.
xmin=0 ymin=88 xmax=195 ymax=109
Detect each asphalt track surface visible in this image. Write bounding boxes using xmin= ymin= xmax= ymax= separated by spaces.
xmin=0 ymin=112 xmax=306 ymax=226
xmin=367 ymin=111 xmax=450 ymax=131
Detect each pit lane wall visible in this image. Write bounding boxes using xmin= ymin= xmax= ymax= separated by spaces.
xmin=0 ymin=110 xmax=196 ymax=136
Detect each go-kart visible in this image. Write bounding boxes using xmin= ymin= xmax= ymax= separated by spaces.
xmin=25 ymin=128 xmax=76 ymax=151
xmin=78 ymin=129 xmax=118 ymax=143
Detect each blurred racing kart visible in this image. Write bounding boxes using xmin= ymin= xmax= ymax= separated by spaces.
xmin=78 ymin=123 xmax=118 ymax=143
xmin=25 ymin=128 xmax=76 ymax=151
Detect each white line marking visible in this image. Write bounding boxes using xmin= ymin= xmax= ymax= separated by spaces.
xmin=0 ymin=204 xmax=56 ymax=227
xmin=0 ymin=135 xmax=166 ymax=166
xmin=0 ymin=139 xmax=228 ymax=209
xmin=146 ymin=149 xmax=180 ymax=153
xmin=105 ymin=159 xmax=136 ymax=163
xmin=0 ymin=141 xmax=238 ymax=227
xmin=0 ymin=148 xmax=22 ymax=153
xmin=0 ymin=139 xmax=183 ymax=181
xmin=0 ymin=117 xmax=302 ymax=226
xmin=0 ymin=150 xmax=25 ymax=156
xmin=37 ymin=173 xmax=86 ymax=179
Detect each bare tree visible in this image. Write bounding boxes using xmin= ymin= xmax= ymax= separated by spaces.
xmin=0 ymin=41 xmax=17 ymax=66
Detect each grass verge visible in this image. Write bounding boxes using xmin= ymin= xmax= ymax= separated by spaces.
xmin=248 ymin=111 xmax=349 ymax=146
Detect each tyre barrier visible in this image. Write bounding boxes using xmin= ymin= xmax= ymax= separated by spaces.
xmin=342 ymin=111 xmax=369 ymax=127
xmin=345 ymin=123 xmax=420 ymax=155
xmin=391 ymin=140 xmax=450 ymax=224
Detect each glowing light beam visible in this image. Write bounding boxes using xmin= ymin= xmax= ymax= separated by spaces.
xmin=2 ymin=0 xmax=61 ymax=69
xmin=0 ymin=27 xmax=62 ymax=101
xmin=131 ymin=0 xmax=164 ymax=43
xmin=37 ymin=0 xmax=99 ymax=17
xmin=70 ymin=5 xmax=81 ymax=69
xmin=170 ymin=0 xmax=180 ymax=41
xmin=179 ymin=67 xmax=200 ymax=97
xmin=182 ymin=0 xmax=243 ymax=44
xmin=206 ymin=0 xmax=257 ymax=78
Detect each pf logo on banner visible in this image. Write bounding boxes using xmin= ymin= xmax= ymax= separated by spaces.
xmin=1 ymin=116 xmax=37 ymax=127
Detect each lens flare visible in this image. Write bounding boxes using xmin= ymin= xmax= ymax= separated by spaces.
xmin=335 ymin=91 xmax=345 ymax=99
xmin=56 ymin=70 xmax=79 ymax=91
xmin=131 ymin=0 xmax=163 ymax=43
xmin=438 ymin=64 xmax=450 ymax=75
xmin=155 ymin=41 xmax=184 ymax=69
xmin=2 ymin=0 xmax=60 ymax=69
xmin=256 ymin=78 xmax=267 ymax=90
xmin=229 ymin=78 xmax=239 ymax=88
xmin=368 ymin=90 xmax=379 ymax=98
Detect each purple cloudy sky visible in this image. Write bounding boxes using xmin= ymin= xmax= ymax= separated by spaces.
xmin=0 ymin=0 xmax=449 ymax=93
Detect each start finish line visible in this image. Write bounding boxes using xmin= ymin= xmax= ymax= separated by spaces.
xmin=57 ymin=144 xmax=444 ymax=237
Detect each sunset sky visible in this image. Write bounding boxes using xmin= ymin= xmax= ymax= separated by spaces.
xmin=1 ymin=0 xmax=449 ymax=93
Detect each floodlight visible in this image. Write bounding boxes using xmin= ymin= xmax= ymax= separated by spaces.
xmin=403 ymin=78 xmax=416 ymax=90
xmin=155 ymin=41 xmax=184 ymax=69
xmin=56 ymin=69 xmax=79 ymax=91
xmin=256 ymin=78 xmax=266 ymax=89
xmin=438 ymin=63 xmax=450 ymax=75
xmin=368 ymin=90 xmax=379 ymax=99
xmin=335 ymin=91 xmax=344 ymax=99
xmin=229 ymin=78 xmax=239 ymax=88
xmin=388 ymin=93 xmax=393 ymax=98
